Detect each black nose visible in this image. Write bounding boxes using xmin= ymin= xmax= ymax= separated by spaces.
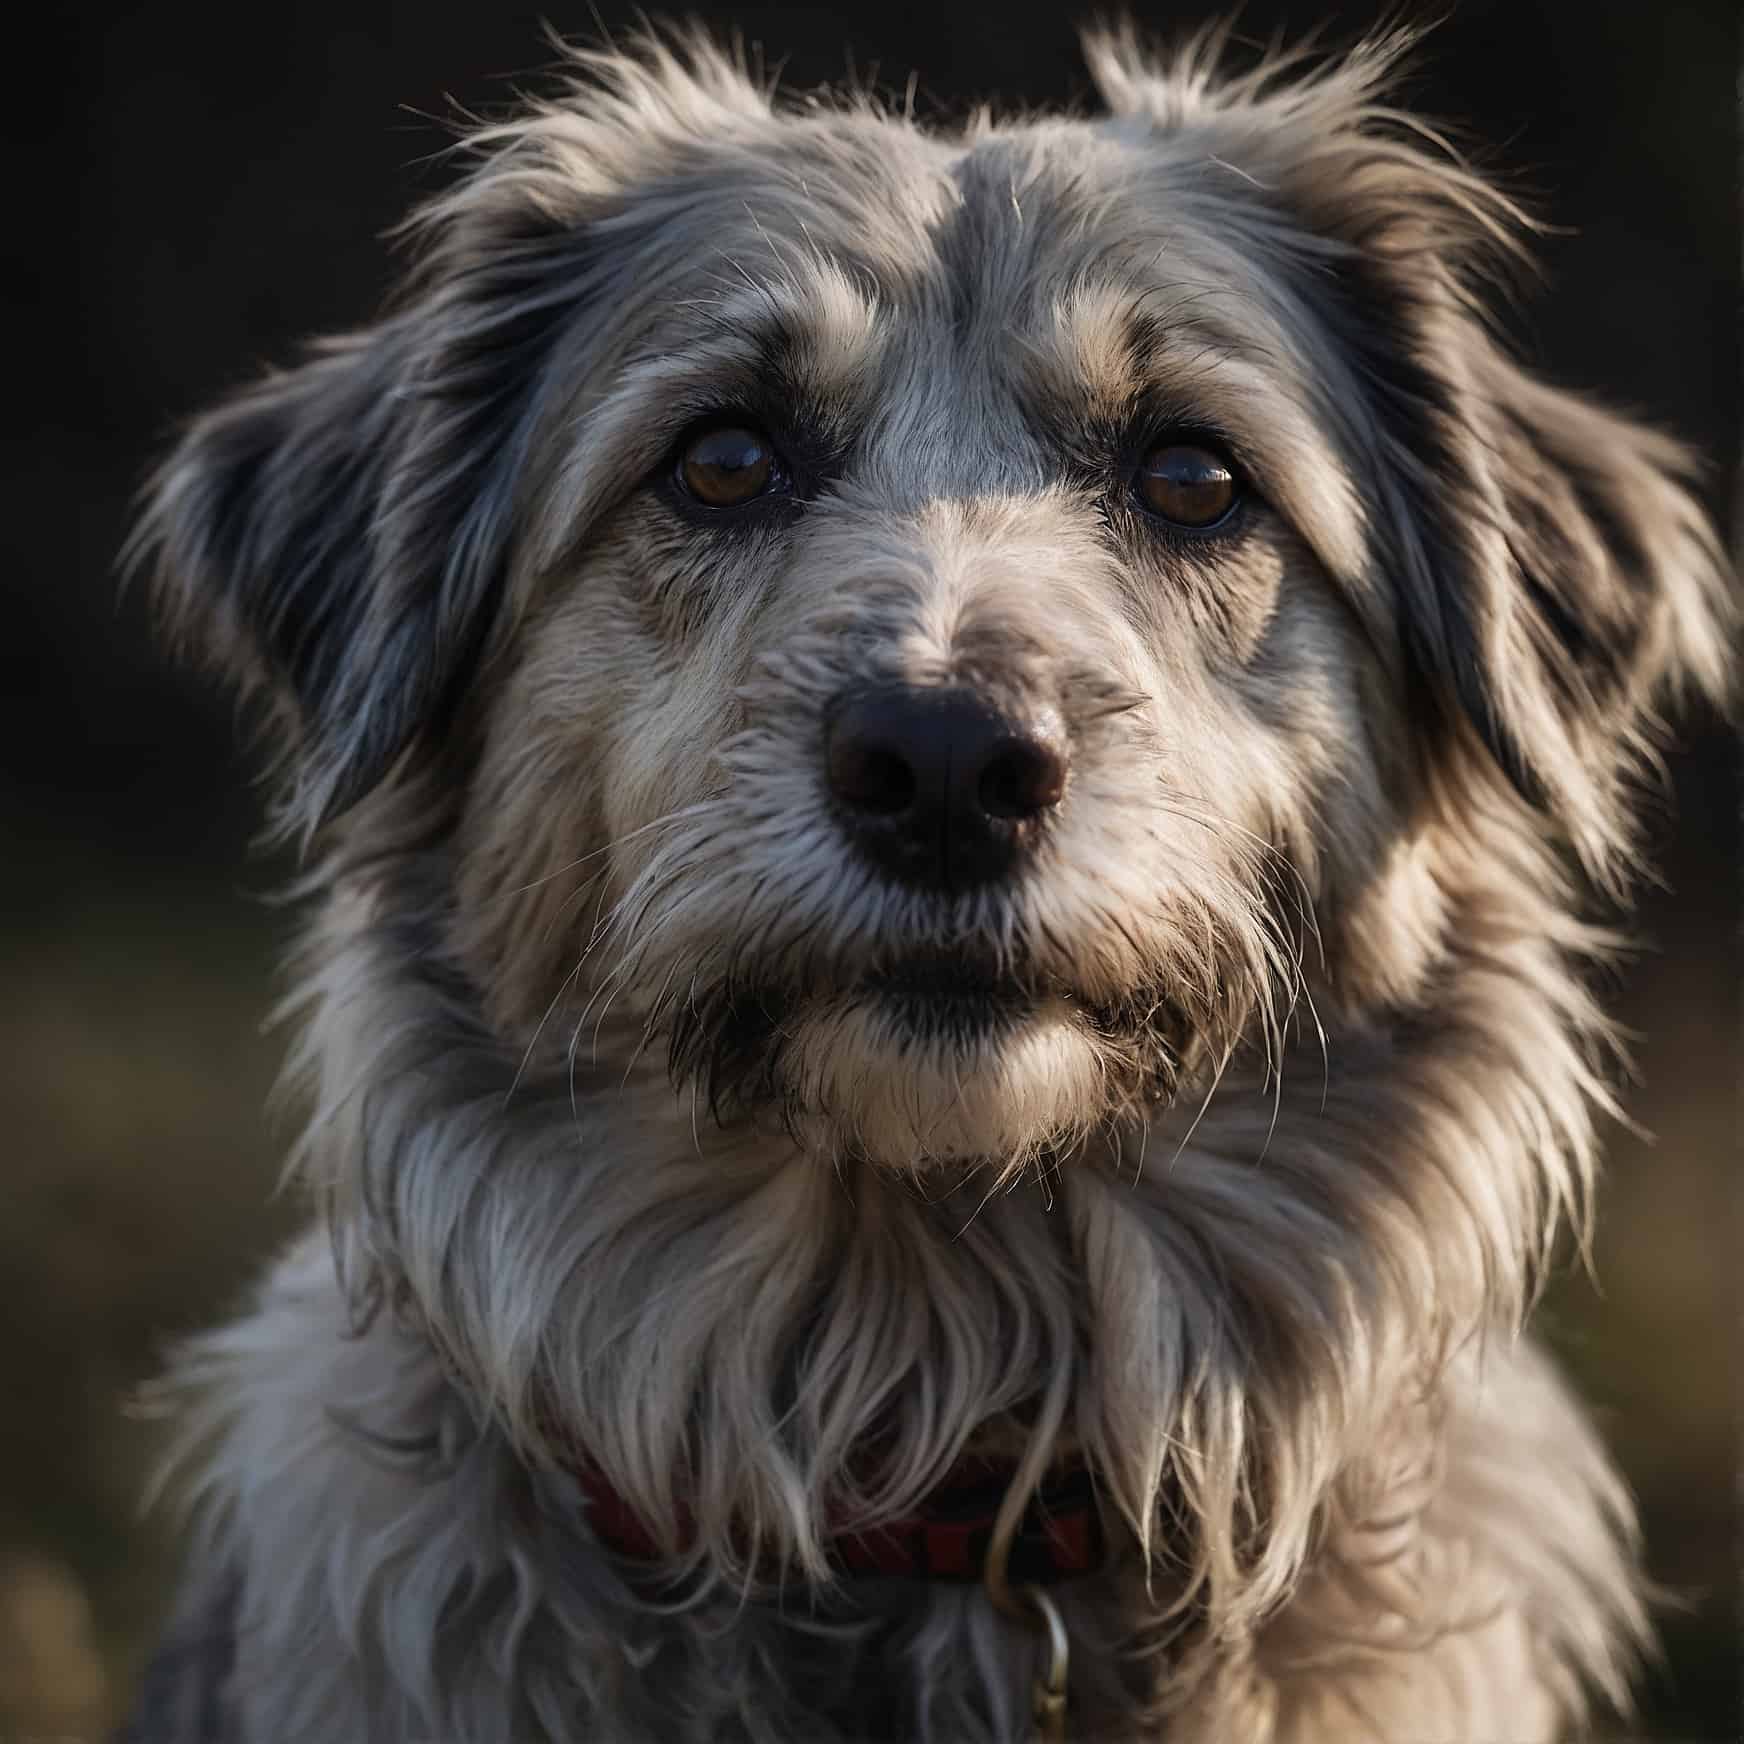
xmin=824 ymin=684 xmax=1068 ymax=892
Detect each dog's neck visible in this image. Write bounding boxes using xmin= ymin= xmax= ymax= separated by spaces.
xmin=291 ymin=823 xmax=1605 ymax=1637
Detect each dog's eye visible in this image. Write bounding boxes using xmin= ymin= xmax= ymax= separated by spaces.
xmin=1135 ymin=443 xmax=1239 ymax=529
xmin=677 ymin=425 xmax=779 ymax=508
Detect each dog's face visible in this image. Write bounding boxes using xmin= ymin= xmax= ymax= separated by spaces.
xmin=141 ymin=33 xmax=1728 ymax=1173
xmin=459 ymin=116 xmax=1394 ymax=1170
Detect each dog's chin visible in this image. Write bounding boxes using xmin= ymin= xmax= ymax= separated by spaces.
xmin=674 ymin=951 xmax=1175 ymax=1171
xmin=788 ymin=994 xmax=1108 ymax=1168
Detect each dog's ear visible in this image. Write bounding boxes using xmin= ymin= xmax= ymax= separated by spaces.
xmin=1426 ymin=350 xmax=1733 ymax=877
xmin=133 ymin=32 xmax=771 ymax=840
xmin=1086 ymin=26 xmax=1733 ymax=883
xmin=134 ymin=202 xmax=599 ymax=838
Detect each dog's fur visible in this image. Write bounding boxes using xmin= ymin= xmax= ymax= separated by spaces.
xmin=125 ymin=25 xmax=1731 ymax=1743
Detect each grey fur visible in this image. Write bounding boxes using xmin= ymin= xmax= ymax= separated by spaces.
xmin=127 ymin=23 xmax=1732 ymax=1743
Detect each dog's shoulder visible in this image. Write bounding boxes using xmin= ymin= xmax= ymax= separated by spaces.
xmin=123 ymin=1231 xmax=468 ymax=1739
xmin=114 ymin=1563 xmax=242 ymax=1744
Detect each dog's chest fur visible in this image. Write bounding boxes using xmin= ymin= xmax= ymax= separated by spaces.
xmin=136 ymin=943 xmax=1637 ymax=1743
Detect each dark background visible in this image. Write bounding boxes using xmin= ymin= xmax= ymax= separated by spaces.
xmin=6 ymin=1 xmax=1737 ymax=1735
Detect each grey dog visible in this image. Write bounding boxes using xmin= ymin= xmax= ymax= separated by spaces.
xmin=123 ymin=23 xmax=1730 ymax=1743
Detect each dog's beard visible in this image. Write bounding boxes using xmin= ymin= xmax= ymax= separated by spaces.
xmin=663 ymin=946 xmax=1200 ymax=1169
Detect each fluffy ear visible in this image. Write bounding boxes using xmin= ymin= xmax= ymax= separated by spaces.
xmin=1441 ymin=350 xmax=1733 ymax=876
xmin=1086 ymin=26 xmax=1734 ymax=883
xmin=132 ymin=31 xmax=771 ymax=839
xmin=133 ymin=207 xmax=599 ymax=838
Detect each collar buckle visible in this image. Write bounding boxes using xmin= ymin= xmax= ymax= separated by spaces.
xmin=985 ymin=1508 xmax=1072 ymax=1743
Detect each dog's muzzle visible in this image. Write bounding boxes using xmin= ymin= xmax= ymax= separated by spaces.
xmin=824 ymin=683 xmax=1068 ymax=892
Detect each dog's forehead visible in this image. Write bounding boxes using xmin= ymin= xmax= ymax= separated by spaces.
xmin=701 ymin=115 xmax=1225 ymax=385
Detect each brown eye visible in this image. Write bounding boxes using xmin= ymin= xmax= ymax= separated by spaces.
xmin=1136 ymin=442 xmax=1239 ymax=528
xmin=677 ymin=425 xmax=778 ymax=508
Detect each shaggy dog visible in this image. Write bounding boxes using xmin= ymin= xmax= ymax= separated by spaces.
xmin=123 ymin=25 xmax=1730 ymax=1743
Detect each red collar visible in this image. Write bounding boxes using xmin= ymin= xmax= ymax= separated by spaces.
xmin=574 ymin=1454 xmax=1106 ymax=1584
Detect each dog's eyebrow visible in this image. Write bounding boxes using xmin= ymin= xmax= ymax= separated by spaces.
xmin=1023 ymin=275 xmax=1367 ymax=587
xmin=710 ymin=267 xmax=888 ymax=413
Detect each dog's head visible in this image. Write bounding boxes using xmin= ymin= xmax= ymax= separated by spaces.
xmin=137 ymin=29 xmax=1730 ymax=1174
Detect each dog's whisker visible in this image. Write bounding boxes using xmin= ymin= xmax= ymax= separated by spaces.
xmin=537 ymin=865 xmax=610 ymax=950
xmin=504 ymin=951 xmax=589 ymax=1105
xmin=496 ymin=806 xmax=708 ymax=904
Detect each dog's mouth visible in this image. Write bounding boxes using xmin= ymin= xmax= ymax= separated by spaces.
xmin=858 ymin=947 xmax=1109 ymax=1035
xmin=666 ymin=939 xmax=1194 ymax=1139
xmin=863 ymin=948 xmax=1033 ymax=1015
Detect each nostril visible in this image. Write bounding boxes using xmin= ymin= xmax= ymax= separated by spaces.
xmin=829 ymin=739 xmax=917 ymax=816
xmin=977 ymin=739 xmax=1067 ymax=820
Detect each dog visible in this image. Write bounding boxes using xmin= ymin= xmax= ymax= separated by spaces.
xmin=121 ymin=23 xmax=1731 ymax=1743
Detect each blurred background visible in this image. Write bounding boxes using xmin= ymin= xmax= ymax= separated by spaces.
xmin=9 ymin=0 xmax=1737 ymax=1736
